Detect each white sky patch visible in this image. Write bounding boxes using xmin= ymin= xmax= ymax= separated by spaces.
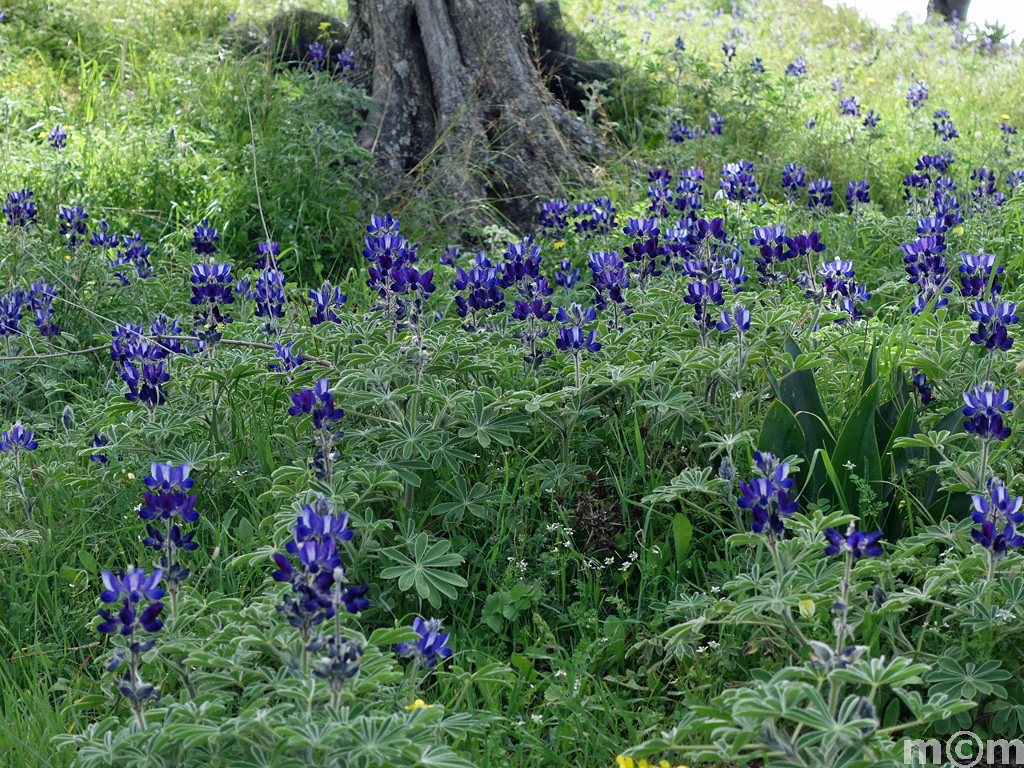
xmin=822 ymin=0 xmax=1024 ymax=42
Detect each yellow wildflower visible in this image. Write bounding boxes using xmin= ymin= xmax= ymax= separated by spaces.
xmin=952 ymin=225 xmax=964 ymax=235
xmin=1002 ymin=114 xmax=1011 ymax=119
xmin=318 ymin=21 xmax=331 ymax=31
xmin=404 ymin=699 xmax=433 ymax=710
xmin=554 ymin=241 xmax=566 ymax=249
xmin=799 ymin=599 xmax=816 ymax=619
xmin=668 ymin=67 xmax=676 ymax=73
xmin=617 ymin=757 xmax=634 ymax=768
xmin=866 ymin=77 xmax=875 ymax=83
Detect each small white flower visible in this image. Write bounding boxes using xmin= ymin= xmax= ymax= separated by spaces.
xmin=531 ymin=714 xmax=543 ymax=723
xmin=710 ymin=585 xmax=721 ymax=593
xmin=843 ymin=461 xmax=856 ymax=470
xmin=554 ymin=669 xmax=566 ymax=677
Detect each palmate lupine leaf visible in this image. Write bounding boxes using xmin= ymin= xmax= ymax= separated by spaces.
xmin=380 ymin=533 xmax=468 ymax=608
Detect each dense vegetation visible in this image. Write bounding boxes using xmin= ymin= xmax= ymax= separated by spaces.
xmin=1 ymin=1 xmax=1023 ymax=766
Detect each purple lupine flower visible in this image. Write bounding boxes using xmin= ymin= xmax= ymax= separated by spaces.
xmin=308 ymin=281 xmax=347 ymax=325
xmin=839 ymin=96 xmax=861 ymax=116
xmin=48 ymin=124 xmax=67 ymax=150
xmin=968 ymin=300 xmax=1019 ymax=351
xmin=845 ymin=180 xmax=870 ymax=210
xmin=911 ymin=369 xmax=934 ymax=405
xmin=962 ymin=382 xmax=1014 ymax=444
xmin=4 ymin=189 xmax=37 ymax=229
xmin=959 ymin=252 xmax=1002 ymax=300
xmin=863 ymin=109 xmax=881 ymax=128
xmin=737 ymin=451 xmax=797 ymax=536
xmin=28 ymin=281 xmax=60 ymax=337
xmin=781 ymin=163 xmax=806 ymax=202
xmin=191 ymin=219 xmax=218 ymax=256
xmin=0 ymin=422 xmax=38 ymax=453
xmin=906 ymin=79 xmax=928 ymax=110
xmin=308 ymin=42 xmax=326 ymax=71
xmin=970 ymin=477 xmax=1024 ymax=554
xmin=823 ymin=528 xmax=884 ymax=558
xmin=336 ymin=50 xmax=355 ymax=73
xmin=784 ymin=56 xmax=807 ymax=76
xmin=396 ymin=617 xmax=453 ymax=668
xmin=90 ymin=433 xmax=110 ymax=465
xmin=554 ymin=258 xmax=580 ymax=289
xmin=708 ymin=112 xmax=724 ymax=135
xmin=538 ymin=199 xmax=570 ymax=236
xmin=807 ymin=177 xmax=834 ymax=212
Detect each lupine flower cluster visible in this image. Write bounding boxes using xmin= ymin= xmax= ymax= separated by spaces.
xmin=108 ymin=231 xmax=154 ymax=286
xmin=823 ymin=526 xmax=884 ymax=559
xmin=58 ymin=205 xmax=89 ymax=253
xmin=621 ymin=216 xmax=664 ymax=286
xmin=111 ymin=319 xmax=188 ymax=409
xmin=396 ymin=617 xmax=453 ymax=669
xmin=538 ymin=199 xmax=570 ymax=235
xmin=717 ymin=161 xmax=761 ymax=203
xmin=309 ymin=281 xmax=347 ymax=325
xmin=784 ymin=56 xmax=806 ymax=77
xmin=590 ymin=250 xmax=632 ymax=329
xmin=48 ymin=124 xmax=67 ymax=150
xmin=272 ymin=497 xmax=369 ymax=645
xmin=190 ymin=261 xmax=235 ymax=342
xmin=807 ymin=177 xmax=834 ymax=213
xmin=970 ymin=477 xmax=1023 ymax=556
xmin=962 ymin=382 xmax=1013 ymax=445
xmin=308 ymin=42 xmax=326 ymax=71
xmin=968 ymin=300 xmax=1018 ymax=351
xmin=901 ymin=231 xmax=951 ymax=315
xmin=509 ymin=273 xmax=554 ymax=367
xmin=362 ymin=214 xmax=430 ymax=331
xmin=906 ymin=79 xmax=929 ymax=110
xmin=808 ymin=256 xmax=871 ymax=323
xmin=970 ymin=167 xmax=1006 ymax=212
xmin=571 ymin=197 xmax=617 ymax=238
xmin=244 ymin=242 xmax=287 ymax=334
xmin=555 ymin=303 xmax=601 ymax=388
xmin=454 ymin=254 xmax=505 ymax=331
xmin=845 ymin=180 xmax=870 ymax=211
xmin=781 ymin=163 xmax=806 ymax=202
xmin=933 ymin=112 xmax=959 ymax=142
xmin=140 ymin=463 xmax=199 ymax=597
xmin=288 ymin=378 xmax=344 ymax=480
xmin=28 ymin=281 xmax=60 ymax=337
xmin=750 ymin=225 xmax=792 ymax=287
xmin=96 ymin=567 xmax=165 ymax=719
xmin=3 ymin=188 xmax=37 ymax=229
xmin=737 ymin=451 xmax=797 ymax=539
xmin=0 ymin=422 xmax=38 ymax=454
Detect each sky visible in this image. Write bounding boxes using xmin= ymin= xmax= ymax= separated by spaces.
xmin=821 ymin=0 xmax=1024 ymax=42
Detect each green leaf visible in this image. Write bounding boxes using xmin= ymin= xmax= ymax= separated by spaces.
xmin=380 ymin=533 xmax=468 ymax=608
xmin=832 ymin=380 xmax=882 ymax=515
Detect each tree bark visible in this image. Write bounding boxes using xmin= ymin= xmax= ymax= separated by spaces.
xmin=345 ymin=0 xmax=599 ymax=230
xmin=929 ymin=0 xmax=970 ymax=23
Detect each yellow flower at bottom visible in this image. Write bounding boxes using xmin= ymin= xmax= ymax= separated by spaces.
xmin=617 ymin=757 xmax=634 ymax=768
xmin=554 ymin=241 xmax=566 ymax=249
xmin=404 ymin=699 xmax=433 ymax=710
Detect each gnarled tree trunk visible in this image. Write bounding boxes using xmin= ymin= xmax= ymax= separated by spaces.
xmin=345 ymin=0 xmax=599 ymax=230
xmin=929 ymin=0 xmax=970 ymax=23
